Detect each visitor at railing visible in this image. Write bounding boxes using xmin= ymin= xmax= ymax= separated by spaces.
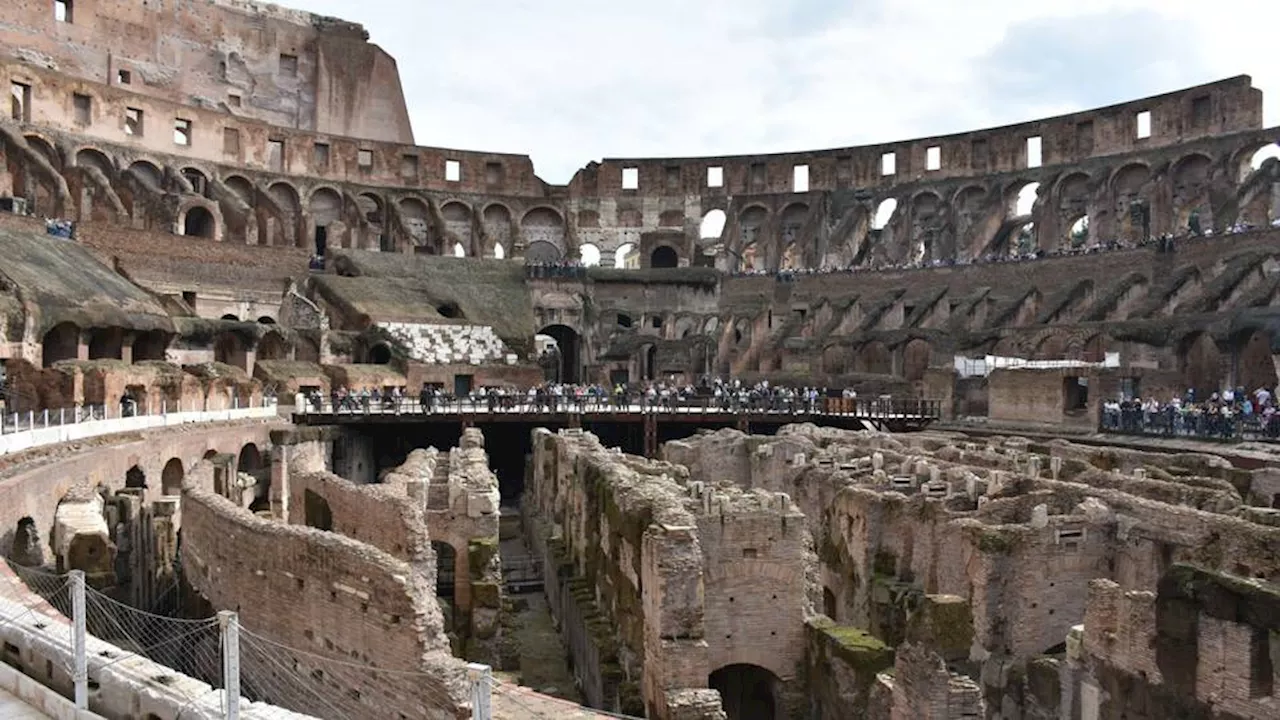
xmin=1100 ymin=385 xmax=1280 ymax=442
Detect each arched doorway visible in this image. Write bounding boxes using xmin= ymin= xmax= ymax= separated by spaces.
xmin=1234 ymin=329 xmax=1277 ymax=394
xmin=369 ymin=343 xmax=392 ymax=364
xmin=42 ymin=322 xmax=80 ymax=367
xmin=539 ymin=325 xmax=580 ymax=384
xmin=214 ymin=332 xmax=247 ymax=370
xmin=161 ymin=458 xmax=184 ymax=496
xmin=650 ymin=245 xmax=679 ymax=268
xmin=125 ymin=466 xmax=147 ymax=489
xmin=1179 ymin=332 xmax=1221 ymax=399
xmin=708 ymin=664 xmax=780 ymax=720
xmin=239 ymin=444 xmax=268 ymax=512
xmin=182 ymin=206 xmax=215 ymax=238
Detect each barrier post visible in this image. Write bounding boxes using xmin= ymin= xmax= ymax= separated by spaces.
xmin=219 ymin=611 xmax=240 ymax=720
xmin=70 ymin=570 xmax=88 ymax=709
xmin=467 ymin=663 xmax=492 ymax=720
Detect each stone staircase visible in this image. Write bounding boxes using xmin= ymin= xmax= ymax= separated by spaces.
xmin=378 ymin=322 xmax=510 ymax=365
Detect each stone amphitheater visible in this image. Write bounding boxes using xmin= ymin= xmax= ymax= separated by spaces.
xmin=0 ymin=1 xmax=1276 ymax=719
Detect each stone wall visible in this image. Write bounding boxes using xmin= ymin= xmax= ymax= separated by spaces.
xmin=180 ymin=481 xmax=470 ymax=720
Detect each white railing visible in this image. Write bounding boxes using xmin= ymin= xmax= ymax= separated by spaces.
xmin=0 ymin=398 xmax=279 ymax=456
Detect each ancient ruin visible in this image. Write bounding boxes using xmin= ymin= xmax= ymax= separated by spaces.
xmin=0 ymin=0 xmax=1276 ymax=718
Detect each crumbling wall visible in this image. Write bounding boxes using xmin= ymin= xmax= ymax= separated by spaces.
xmin=179 ymin=484 xmax=469 ymax=720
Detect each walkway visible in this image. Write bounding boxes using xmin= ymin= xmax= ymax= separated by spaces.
xmin=0 ymin=687 xmax=48 ymax=719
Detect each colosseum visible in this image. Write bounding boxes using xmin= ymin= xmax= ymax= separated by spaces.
xmin=0 ymin=1 xmax=1277 ymax=719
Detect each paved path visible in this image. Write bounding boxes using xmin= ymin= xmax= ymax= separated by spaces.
xmin=0 ymin=686 xmax=48 ymax=719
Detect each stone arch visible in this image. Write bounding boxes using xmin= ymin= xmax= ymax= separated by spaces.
xmin=779 ymin=203 xmax=808 ymax=269
xmin=539 ymin=324 xmax=580 ymax=383
xmin=1067 ymin=215 xmax=1090 ymax=248
xmin=525 ymin=241 xmax=562 ymax=264
xmin=42 ymin=322 xmax=80 ymax=367
xmin=1034 ymin=333 xmax=1069 ymax=360
xmin=1110 ymin=163 xmax=1153 ymax=241
xmin=24 ymin=134 xmax=62 ymax=169
xmin=651 ymin=245 xmax=679 ymax=269
xmin=214 ymin=332 xmax=248 ymax=370
xmin=74 ymin=147 xmax=114 ymax=176
xmin=614 ymin=242 xmax=637 ymax=269
xmin=180 ymin=167 xmax=209 ymax=196
xmin=1008 ymin=181 xmax=1040 ymax=218
xmin=1110 ymin=162 xmax=1153 ymax=195
xmin=1233 ymin=328 xmax=1277 ymax=395
xmin=951 ymin=186 xmax=990 ymax=260
xmin=901 ymin=338 xmax=932 ymax=382
xmin=1235 ymin=142 xmax=1280 ymax=183
xmin=856 ymin=341 xmax=892 ymax=375
xmin=161 ymin=458 xmax=184 ymax=496
xmin=1178 ymin=332 xmax=1222 ymax=398
xmin=125 ymin=465 xmax=147 ymax=489
xmin=822 ymin=344 xmax=854 ymax=375
xmin=441 ymin=201 xmax=474 ymax=252
xmin=224 ymin=175 xmax=254 ymax=204
xmin=358 ymin=192 xmax=387 ymax=249
xmin=237 ymin=443 xmax=262 ymax=475
xmin=181 ymin=205 xmax=216 ymax=238
xmin=579 ymin=242 xmax=602 ymax=266
xmin=1172 ymin=153 xmax=1214 ymax=230
xmin=738 ymin=206 xmax=768 ymax=270
xmin=128 ymin=160 xmax=163 ymax=190
xmin=871 ymin=198 xmax=897 ymax=230
xmin=658 ymin=209 xmax=684 ymax=227
xmin=482 ymin=203 xmax=513 ymax=256
xmin=617 ymin=208 xmax=643 ymax=228
xmin=521 ymin=207 xmax=566 ymax=251
xmin=909 ymin=191 xmax=943 ymax=263
xmin=700 ymin=209 xmax=726 ymax=240
xmin=308 ymin=187 xmax=342 ymax=227
xmin=266 ymin=181 xmax=302 ymax=248
xmin=398 ymin=197 xmax=431 ymax=251
xmin=257 ymin=331 xmax=288 ymax=361
xmin=708 ymin=664 xmax=781 ymax=720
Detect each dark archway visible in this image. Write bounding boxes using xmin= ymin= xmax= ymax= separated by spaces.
xmin=433 ymin=541 xmax=457 ymax=600
xmin=644 ymin=344 xmax=658 ymax=382
xmin=369 ymin=343 xmax=392 ymax=365
xmin=823 ymin=587 xmax=837 ymax=620
xmin=214 ymin=332 xmax=247 ymax=370
xmin=650 ymin=245 xmax=679 ymax=268
xmin=182 ymin=206 xmax=215 ymax=238
xmin=161 ymin=458 xmax=184 ymax=496
xmin=132 ymin=330 xmax=168 ymax=362
xmin=708 ymin=664 xmax=780 ymax=720
xmin=1234 ymin=329 xmax=1277 ymax=395
xmin=303 ymin=489 xmax=332 ymax=531
xmin=125 ymin=466 xmax=146 ymax=489
xmin=1179 ymin=332 xmax=1221 ymax=399
xmin=42 ymin=322 xmax=80 ymax=367
xmin=257 ymin=333 xmax=288 ymax=361
xmin=539 ymin=325 xmax=580 ymax=384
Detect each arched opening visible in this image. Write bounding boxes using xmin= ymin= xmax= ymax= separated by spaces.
xmin=1179 ymin=332 xmax=1221 ymax=399
xmin=399 ymin=197 xmax=430 ymax=251
xmin=644 ymin=344 xmax=658 ymax=381
xmin=453 ymin=242 xmax=466 ymax=258
xmin=823 ymin=587 xmax=837 ymax=619
xmin=128 ymin=161 xmax=163 ymax=190
xmin=579 ymin=243 xmax=602 ymax=267
xmin=1012 ymin=221 xmax=1036 ymax=255
xmin=369 ymin=344 xmax=392 ymax=365
xmin=161 ymin=458 xmax=184 ymax=496
xmin=182 ymin=206 xmax=214 ymax=238
xmin=433 ymin=541 xmax=457 ymax=600
xmin=521 ymin=207 xmax=566 ymax=253
xmin=10 ymin=516 xmax=44 ymax=568
xmin=650 ymin=245 xmax=679 ymax=268
xmin=539 ymin=325 xmax=580 ymax=384
xmin=257 ymin=332 xmax=288 ymax=361
xmin=224 ymin=176 xmax=254 ymax=205
xmin=213 ymin=332 xmax=247 ymax=370
xmin=132 ymin=330 xmax=168 ymax=362
xmin=1068 ymin=216 xmax=1089 ymax=248
xmin=257 ymin=316 xmax=276 ymax=325
xmin=700 ymin=209 xmax=726 ymax=239
xmin=493 ymin=243 xmax=506 ymax=260
xmin=87 ymin=328 xmax=123 ymax=361
xmin=1250 ymin=144 xmax=1280 ymax=172
xmin=872 ymin=199 xmax=897 ymax=230
xmin=614 ymin=243 xmax=637 ymax=269
xmin=708 ymin=664 xmax=780 ymax=720
xmin=901 ymin=339 xmax=932 ymax=383
xmin=524 ymin=241 xmax=562 ymax=264
xmin=1014 ymin=182 xmax=1040 ymax=217
xmin=181 ymin=168 xmax=208 ymax=196
xmin=125 ymin=466 xmax=146 ymax=489
xmin=857 ymin=341 xmax=892 ymax=375
xmin=1235 ymin=329 xmax=1277 ymax=395
xmin=303 ymin=489 xmax=332 ymax=531
xmin=238 ymin=443 xmax=268 ymax=512
xmin=221 ymin=314 xmax=239 ymax=321
xmin=42 ymin=322 xmax=80 ymax=367
xmin=309 ymin=187 xmax=341 ymax=253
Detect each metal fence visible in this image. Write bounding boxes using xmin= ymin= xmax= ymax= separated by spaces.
xmin=1099 ymin=406 xmax=1280 ymax=442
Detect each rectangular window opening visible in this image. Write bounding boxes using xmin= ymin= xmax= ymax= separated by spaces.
xmin=222 ymin=127 xmax=241 ymax=156
xmin=621 ymin=166 xmax=638 ymax=190
xmin=1135 ymin=110 xmax=1152 ymax=140
xmin=227 ymin=93 xmax=241 ymax=108
xmin=124 ymin=107 xmax=143 ymax=136
xmin=881 ymin=152 xmax=896 ymax=176
xmin=445 ymin=159 xmax=461 ymax=182
xmin=72 ymin=93 xmax=91 ymax=125
xmin=926 ymin=145 xmax=941 ymax=171
xmin=357 ymin=149 xmax=373 ymax=171
xmin=792 ymin=164 xmax=809 ymax=192
xmin=55 ymin=0 xmax=72 ymax=23
xmin=400 ymin=154 xmax=419 ymax=180
xmin=267 ymin=139 xmax=285 ymax=172
xmin=10 ymin=82 xmax=31 ymax=123
xmin=279 ymin=53 xmax=298 ymax=77
xmin=116 ymin=69 xmax=131 ymax=85
xmin=173 ymin=118 xmax=192 ymax=146
xmin=1249 ymin=628 xmax=1275 ymax=698
xmin=484 ymin=161 xmax=503 ymax=186
xmin=1026 ymin=136 xmax=1043 ymax=168
xmin=313 ymin=142 xmax=330 ymax=170
xmin=707 ymin=166 xmax=723 ymax=188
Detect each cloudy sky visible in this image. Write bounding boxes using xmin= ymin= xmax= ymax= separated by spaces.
xmin=289 ymin=0 xmax=1278 ymax=185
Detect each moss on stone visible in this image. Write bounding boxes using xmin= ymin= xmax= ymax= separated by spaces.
xmin=978 ymin=529 xmax=1016 ymax=554
xmin=468 ymin=536 xmax=500 ymax=577
xmin=812 ymin=618 xmax=895 ymax=675
xmin=471 ymin=581 xmax=501 ymax=609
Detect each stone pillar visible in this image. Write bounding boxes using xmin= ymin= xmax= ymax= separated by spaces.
xmin=77 ymin=330 xmax=91 ymax=361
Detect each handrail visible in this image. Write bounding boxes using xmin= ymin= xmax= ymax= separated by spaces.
xmin=292 ymin=393 xmax=941 ymax=421
xmin=0 ymin=397 xmax=280 ymax=456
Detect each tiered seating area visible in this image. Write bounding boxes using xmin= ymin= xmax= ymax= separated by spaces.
xmin=378 ymin=322 xmax=512 ymax=365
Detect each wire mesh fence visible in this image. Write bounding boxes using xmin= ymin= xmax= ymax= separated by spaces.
xmin=83 ymin=584 xmax=223 ymax=687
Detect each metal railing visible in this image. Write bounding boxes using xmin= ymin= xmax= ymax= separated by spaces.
xmin=294 ymin=393 xmax=941 ymax=421
xmin=1100 ymin=407 xmax=1280 ymax=443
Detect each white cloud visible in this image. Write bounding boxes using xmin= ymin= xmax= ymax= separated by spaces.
xmin=288 ymin=0 xmax=1278 ymax=184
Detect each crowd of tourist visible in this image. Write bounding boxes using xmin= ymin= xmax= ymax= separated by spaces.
xmin=307 ymin=377 xmax=867 ymax=415
xmin=1102 ymin=385 xmax=1280 ymax=440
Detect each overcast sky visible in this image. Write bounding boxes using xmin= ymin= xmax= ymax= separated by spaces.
xmin=288 ymin=0 xmax=1279 ymax=185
